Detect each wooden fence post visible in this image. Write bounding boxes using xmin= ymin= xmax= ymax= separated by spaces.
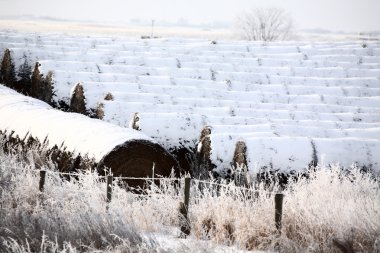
xmin=198 ymin=180 xmax=204 ymax=195
xmin=106 ymin=175 xmax=113 ymax=203
xmin=184 ymin=177 xmax=191 ymax=211
xmin=180 ymin=177 xmax=191 ymax=237
xmin=275 ymin=193 xmax=284 ymax=233
xmin=39 ymin=170 xmax=46 ymax=192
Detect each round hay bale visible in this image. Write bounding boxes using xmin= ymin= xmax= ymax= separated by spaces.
xmin=98 ymin=139 xmax=179 ymax=188
xmin=0 ymin=85 xmax=180 ymax=188
xmin=199 ymin=125 xmax=212 ymax=140
xmin=95 ymin=102 xmax=105 ymax=119
xmin=197 ymin=126 xmax=214 ymax=172
xmin=232 ymin=140 xmax=248 ymax=168
xmin=129 ymin=112 xmax=140 ymax=130
xmin=104 ymin=92 xmax=114 ymax=101
xmin=170 ymin=146 xmax=194 ymax=175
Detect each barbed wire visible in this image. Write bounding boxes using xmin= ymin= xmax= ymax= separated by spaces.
xmin=193 ymin=178 xmax=283 ymax=195
xmin=0 ymin=165 xmax=37 ymax=171
xmin=48 ymin=171 xmax=107 ymax=178
xmin=116 ymin=176 xmax=181 ymax=182
xmin=0 ymin=164 xmax=283 ymax=194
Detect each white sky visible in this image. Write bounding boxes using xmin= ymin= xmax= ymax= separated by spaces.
xmin=0 ymin=0 xmax=380 ymax=32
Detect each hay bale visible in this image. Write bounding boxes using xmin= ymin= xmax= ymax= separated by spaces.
xmin=70 ymin=83 xmax=87 ymax=114
xmin=231 ymin=140 xmax=248 ymax=186
xmin=232 ymin=140 xmax=248 ymax=168
xmin=197 ymin=126 xmax=214 ymax=172
xmin=95 ymin=102 xmax=105 ymax=119
xmin=97 ymin=139 xmax=179 ymax=188
xmin=0 ymin=85 xmax=180 ymax=186
xmin=170 ymin=147 xmax=194 ymax=175
xmin=129 ymin=112 xmax=140 ymax=130
xmin=104 ymin=92 xmax=114 ymax=101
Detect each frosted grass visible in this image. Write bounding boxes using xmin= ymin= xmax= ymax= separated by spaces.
xmin=0 ymin=147 xmax=379 ymax=252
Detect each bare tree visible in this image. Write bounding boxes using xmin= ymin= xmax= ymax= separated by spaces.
xmin=235 ymin=7 xmax=293 ymax=41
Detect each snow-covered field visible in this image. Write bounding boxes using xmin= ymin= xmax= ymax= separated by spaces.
xmin=1 ymin=30 xmax=380 ymax=174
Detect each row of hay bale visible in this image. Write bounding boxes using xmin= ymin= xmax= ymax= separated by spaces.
xmin=0 ymin=49 xmax=194 ymax=175
xmin=0 ymin=85 xmax=180 ymax=187
xmin=2 ymin=44 xmax=380 ymax=111
xmin=198 ymin=126 xmax=380 ymax=176
xmin=1 ymin=46 xmax=380 ymax=176
xmin=0 ymin=48 xmax=202 ymax=175
xmin=1 ymin=34 xmax=380 ymax=178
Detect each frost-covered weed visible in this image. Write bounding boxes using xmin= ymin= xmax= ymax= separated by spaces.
xmin=280 ymin=168 xmax=380 ymax=252
xmin=0 ymin=146 xmax=379 ymax=253
xmin=189 ymin=168 xmax=380 ymax=252
xmin=0 ymin=151 xmax=152 ymax=253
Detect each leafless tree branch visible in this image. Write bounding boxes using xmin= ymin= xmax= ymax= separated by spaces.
xmin=235 ymin=7 xmax=293 ymax=41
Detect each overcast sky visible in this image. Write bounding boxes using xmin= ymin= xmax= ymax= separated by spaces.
xmin=1 ymin=0 xmax=380 ymax=32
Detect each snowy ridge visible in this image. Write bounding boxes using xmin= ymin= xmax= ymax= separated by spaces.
xmin=1 ymin=30 xmax=380 ymax=173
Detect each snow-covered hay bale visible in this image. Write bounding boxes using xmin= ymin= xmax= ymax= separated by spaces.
xmin=232 ymin=140 xmax=247 ymax=168
xmin=197 ymin=126 xmax=214 ymax=171
xmin=209 ymin=134 xmax=380 ymax=174
xmin=2 ymin=32 xmax=379 ymax=177
xmin=129 ymin=112 xmax=140 ymax=130
xmin=97 ymin=139 xmax=178 ymax=188
xmin=0 ymin=85 xmax=179 ymax=183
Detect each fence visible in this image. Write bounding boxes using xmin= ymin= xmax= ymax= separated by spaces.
xmin=35 ymin=169 xmax=285 ymax=237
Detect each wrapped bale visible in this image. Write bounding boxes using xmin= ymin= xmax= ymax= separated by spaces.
xmin=209 ymin=134 xmax=380 ymax=174
xmin=196 ymin=126 xmax=214 ymax=173
xmin=232 ymin=140 xmax=248 ymax=168
xmin=0 ymin=84 xmax=180 ymax=187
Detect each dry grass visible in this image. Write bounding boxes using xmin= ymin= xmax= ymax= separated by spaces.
xmin=0 ymin=155 xmax=153 ymax=252
xmin=0 ymin=143 xmax=379 ymax=252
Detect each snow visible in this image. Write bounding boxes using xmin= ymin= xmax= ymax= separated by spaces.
xmin=1 ymin=30 xmax=380 ymax=172
xmin=0 ymin=85 xmax=152 ymax=161
xmin=150 ymin=232 xmax=258 ymax=253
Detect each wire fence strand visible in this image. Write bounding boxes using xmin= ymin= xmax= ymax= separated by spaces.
xmin=0 ymin=164 xmax=284 ymax=194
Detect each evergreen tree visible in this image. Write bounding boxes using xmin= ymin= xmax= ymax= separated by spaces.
xmin=17 ymin=54 xmax=32 ymax=94
xmin=0 ymin=49 xmax=16 ymax=88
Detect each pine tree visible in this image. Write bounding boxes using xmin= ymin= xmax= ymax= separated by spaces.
xmin=0 ymin=49 xmax=16 ymax=88
xmin=17 ymin=54 xmax=32 ymax=94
